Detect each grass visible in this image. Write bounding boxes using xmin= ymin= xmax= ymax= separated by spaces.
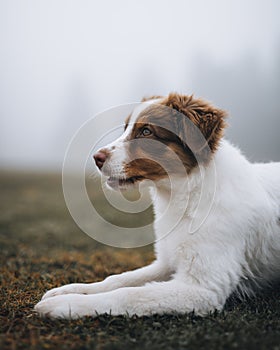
xmin=0 ymin=171 xmax=279 ymax=350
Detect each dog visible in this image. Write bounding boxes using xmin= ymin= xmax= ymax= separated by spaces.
xmin=35 ymin=93 xmax=280 ymax=318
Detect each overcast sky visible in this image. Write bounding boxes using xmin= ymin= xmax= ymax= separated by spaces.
xmin=0 ymin=0 xmax=280 ymax=169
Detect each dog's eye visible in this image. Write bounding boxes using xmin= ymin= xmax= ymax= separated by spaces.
xmin=141 ymin=127 xmax=152 ymax=137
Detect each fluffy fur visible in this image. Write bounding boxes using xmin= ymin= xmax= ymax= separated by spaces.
xmin=35 ymin=93 xmax=280 ymax=319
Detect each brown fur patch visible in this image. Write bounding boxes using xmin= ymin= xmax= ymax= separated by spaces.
xmin=160 ymin=93 xmax=227 ymax=155
xmin=122 ymin=93 xmax=227 ymax=182
xmin=141 ymin=95 xmax=164 ymax=102
xmin=124 ymin=113 xmax=132 ymax=131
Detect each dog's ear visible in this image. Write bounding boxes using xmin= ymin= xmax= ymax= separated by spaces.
xmin=163 ymin=93 xmax=227 ymax=159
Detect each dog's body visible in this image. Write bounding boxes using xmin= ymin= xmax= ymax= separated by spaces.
xmin=35 ymin=93 xmax=280 ymax=318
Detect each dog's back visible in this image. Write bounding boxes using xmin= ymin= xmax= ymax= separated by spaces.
xmin=254 ymin=162 xmax=280 ymax=203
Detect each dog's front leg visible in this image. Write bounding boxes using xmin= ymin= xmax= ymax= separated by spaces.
xmin=41 ymin=261 xmax=171 ymax=300
xmin=35 ymin=279 xmax=224 ymax=319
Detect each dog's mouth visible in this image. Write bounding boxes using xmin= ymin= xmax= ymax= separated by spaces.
xmin=107 ymin=175 xmax=144 ymax=189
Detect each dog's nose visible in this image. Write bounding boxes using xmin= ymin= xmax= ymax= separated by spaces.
xmin=93 ymin=150 xmax=107 ymax=170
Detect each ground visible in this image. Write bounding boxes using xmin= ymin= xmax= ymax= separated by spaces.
xmin=0 ymin=172 xmax=279 ymax=350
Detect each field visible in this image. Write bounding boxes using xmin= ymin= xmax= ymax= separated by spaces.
xmin=0 ymin=171 xmax=279 ymax=350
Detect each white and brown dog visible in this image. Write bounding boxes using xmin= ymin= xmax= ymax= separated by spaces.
xmin=35 ymin=93 xmax=280 ymax=318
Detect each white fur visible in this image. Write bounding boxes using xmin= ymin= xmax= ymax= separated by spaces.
xmin=35 ymin=105 xmax=280 ymax=319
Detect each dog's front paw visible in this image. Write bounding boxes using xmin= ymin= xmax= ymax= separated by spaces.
xmin=42 ymin=283 xmax=87 ymax=300
xmin=35 ymin=294 xmax=94 ymax=319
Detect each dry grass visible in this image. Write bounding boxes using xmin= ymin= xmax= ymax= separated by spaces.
xmin=0 ymin=171 xmax=279 ymax=350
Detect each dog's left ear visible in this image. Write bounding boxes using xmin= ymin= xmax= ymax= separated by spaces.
xmin=164 ymin=93 xmax=227 ymax=157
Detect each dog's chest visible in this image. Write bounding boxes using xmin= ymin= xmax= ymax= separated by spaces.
xmin=154 ymin=215 xmax=200 ymax=269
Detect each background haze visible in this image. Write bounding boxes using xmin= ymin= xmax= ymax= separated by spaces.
xmin=1 ymin=0 xmax=280 ymax=170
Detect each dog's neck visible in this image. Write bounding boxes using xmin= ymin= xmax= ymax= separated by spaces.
xmin=149 ymin=158 xmax=217 ymax=238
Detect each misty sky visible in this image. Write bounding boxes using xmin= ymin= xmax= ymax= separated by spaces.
xmin=0 ymin=0 xmax=280 ymax=169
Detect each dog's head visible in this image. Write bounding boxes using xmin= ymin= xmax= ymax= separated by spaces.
xmin=94 ymin=93 xmax=227 ymax=189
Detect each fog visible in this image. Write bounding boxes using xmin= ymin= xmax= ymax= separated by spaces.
xmin=1 ymin=0 xmax=280 ymax=170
